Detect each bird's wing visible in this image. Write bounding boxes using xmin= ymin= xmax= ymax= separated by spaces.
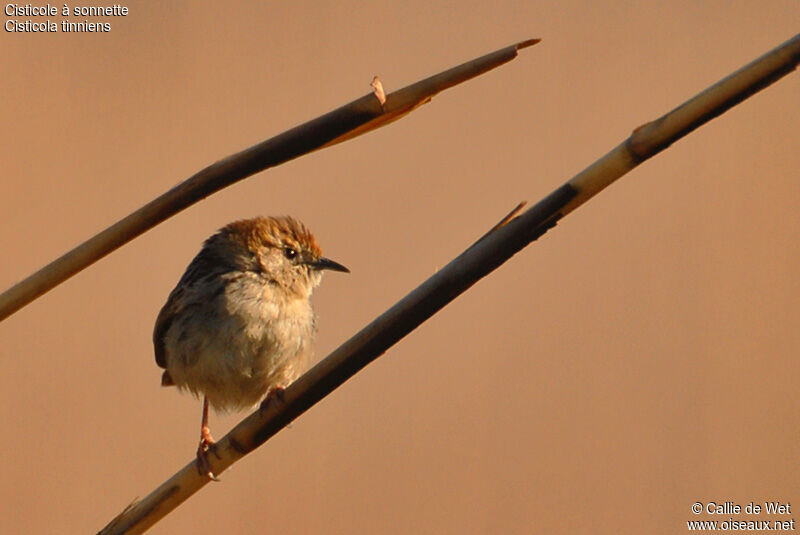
xmin=153 ymin=285 xmax=185 ymax=369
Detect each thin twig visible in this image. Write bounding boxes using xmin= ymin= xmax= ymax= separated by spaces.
xmin=0 ymin=39 xmax=540 ymax=323
xmin=98 ymin=32 xmax=800 ymax=535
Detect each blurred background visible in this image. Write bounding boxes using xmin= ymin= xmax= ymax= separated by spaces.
xmin=1 ymin=2 xmax=798 ymax=533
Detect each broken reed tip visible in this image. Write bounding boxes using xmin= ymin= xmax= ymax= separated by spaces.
xmin=517 ymin=38 xmax=542 ymax=49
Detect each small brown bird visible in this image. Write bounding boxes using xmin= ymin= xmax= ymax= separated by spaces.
xmin=154 ymin=216 xmax=349 ymax=479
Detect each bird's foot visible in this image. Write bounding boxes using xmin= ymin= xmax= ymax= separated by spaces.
xmin=196 ymin=427 xmax=220 ymax=481
xmin=258 ymin=386 xmax=286 ymax=416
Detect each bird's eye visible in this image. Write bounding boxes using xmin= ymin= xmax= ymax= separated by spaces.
xmin=283 ymin=247 xmax=298 ymax=260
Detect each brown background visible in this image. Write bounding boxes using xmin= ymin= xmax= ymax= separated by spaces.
xmin=1 ymin=2 xmax=798 ymax=533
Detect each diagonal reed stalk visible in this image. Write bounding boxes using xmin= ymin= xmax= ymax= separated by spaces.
xmin=99 ymin=33 xmax=800 ymax=534
xmin=0 ymin=39 xmax=540 ymax=323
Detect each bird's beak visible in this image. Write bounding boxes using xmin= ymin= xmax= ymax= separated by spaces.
xmin=310 ymin=257 xmax=350 ymax=273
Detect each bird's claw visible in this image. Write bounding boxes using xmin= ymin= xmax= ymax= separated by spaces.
xmin=196 ymin=434 xmax=220 ymax=481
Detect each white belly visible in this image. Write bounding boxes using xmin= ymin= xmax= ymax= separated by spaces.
xmin=164 ymin=275 xmax=315 ymax=412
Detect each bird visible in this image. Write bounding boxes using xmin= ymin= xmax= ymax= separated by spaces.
xmin=153 ymin=216 xmax=349 ymax=479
